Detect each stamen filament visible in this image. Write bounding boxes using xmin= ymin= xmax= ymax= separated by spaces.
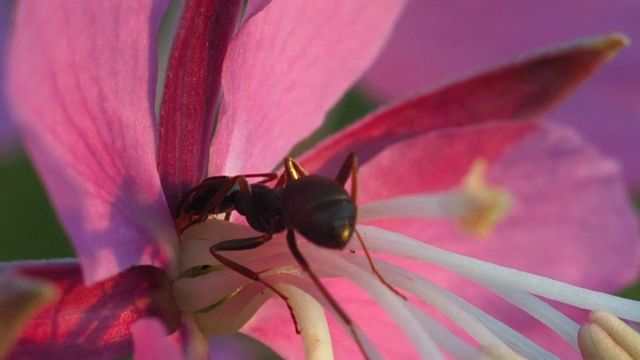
xmin=282 ymin=275 xmax=383 ymax=360
xmin=364 ymin=257 xmax=557 ymax=359
xmin=474 ymin=280 xmax=580 ymax=347
xmin=275 ymin=284 xmax=333 ymax=360
xmin=404 ymin=306 xmax=492 ymax=360
xmin=356 ymin=225 xmax=640 ymax=322
xmin=307 ymin=247 xmax=447 ymax=359
xmin=327 ymin=251 xmax=549 ymax=358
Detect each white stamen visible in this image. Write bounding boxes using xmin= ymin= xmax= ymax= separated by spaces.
xmin=304 ymin=245 xmax=446 ymax=359
xmin=278 ymin=275 xmax=384 ymax=360
xmin=332 ymin=252 xmax=552 ymax=359
xmin=356 ymin=225 xmax=640 ymax=322
xmin=474 ymin=280 xmax=579 ymax=348
xmin=404 ymin=306 xmax=492 ymax=360
xmin=275 ymin=284 xmax=334 ymax=360
xmin=359 ymin=159 xmax=511 ymax=236
xmin=397 ymin=267 xmax=553 ymax=359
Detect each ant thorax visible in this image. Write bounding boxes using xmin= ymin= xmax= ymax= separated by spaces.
xmin=235 ymin=183 xmax=285 ymax=234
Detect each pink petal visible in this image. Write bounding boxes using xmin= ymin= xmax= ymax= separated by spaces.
xmin=0 ymin=0 xmax=18 ymax=155
xmin=132 ymin=318 xmax=183 ymax=360
xmin=208 ymin=0 xmax=406 ymax=176
xmin=360 ymin=123 xmax=640 ymax=357
xmin=4 ymin=261 xmax=181 ymax=360
xmin=6 ymin=1 xmax=178 ymax=283
xmin=157 ymin=0 xmax=242 ymax=211
xmin=301 ymin=34 xmax=628 ymax=177
xmin=241 ymin=300 xmax=305 ymax=359
xmin=360 ymin=1 xmax=640 ymax=188
xmin=358 ymin=122 xmax=538 ymax=198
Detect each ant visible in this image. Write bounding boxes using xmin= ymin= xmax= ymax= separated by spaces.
xmin=176 ymin=153 xmax=405 ymax=356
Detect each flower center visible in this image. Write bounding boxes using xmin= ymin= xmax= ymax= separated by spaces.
xmin=173 ymin=220 xmax=306 ymax=334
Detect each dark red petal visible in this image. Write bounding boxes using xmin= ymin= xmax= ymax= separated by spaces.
xmin=0 ymin=274 xmax=58 ymax=359
xmin=4 ymin=261 xmax=180 ymax=360
xmin=158 ymin=0 xmax=242 ymax=212
xmin=300 ymin=34 xmax=628 ymax=176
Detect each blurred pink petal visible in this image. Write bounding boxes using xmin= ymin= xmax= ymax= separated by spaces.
xmin=360 ymin=1 xmax=640 ymax=189
xmin=158 ymin=0 xmax=242 ymax=210
xmin=302 ymin=35 xmax=627 ymax=177
xmin=6 ymin=1 xmax=178 ymax=283
xmin=3 ymin=261 xmax=180 ymax=360
xmin=209 ymin=0 xmax=406 ymax=175
xmin=132 ymin=318 xmax=184 ymax=360
xmin=0 ymin=0 xmax=18 ymax=154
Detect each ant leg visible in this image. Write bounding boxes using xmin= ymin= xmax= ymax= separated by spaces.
xmin=336 ymin=153 xmax=407 ymax=300
xmin=273 ymin=158 xmax=306 ymax=188
xmin=210 ymin=234 xmax=302 ymax=334
xmin=211 ymin=233 xmax=272 ymax=252
xmin=335 ymin=152 xmax=358 ymax=202
xmin=283 ymin=157 xmax=309 ymax=181
xmin=286 ymin=228 xmax=369 ymax=358
xmin=353 ymin=230 xmax=406 ymax=300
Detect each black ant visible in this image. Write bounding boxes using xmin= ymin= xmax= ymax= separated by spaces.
xmin=176 ymin=153 xmax=404 ymax=356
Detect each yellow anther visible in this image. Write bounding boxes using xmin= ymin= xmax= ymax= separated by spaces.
xmin=578 ymin=311 xmax=640 ymax=360
xmin=452 ymin=159 xmax=511 ymax=237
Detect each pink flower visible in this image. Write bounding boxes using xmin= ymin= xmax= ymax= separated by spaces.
xmin=4 ymin=1 xmax=640 ymax=359
xmin=360 ymin=1 xmax=640 ymax=190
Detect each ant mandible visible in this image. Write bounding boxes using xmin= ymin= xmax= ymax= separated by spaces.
xmin=175 ymin=153 xmax=405 ymax=356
